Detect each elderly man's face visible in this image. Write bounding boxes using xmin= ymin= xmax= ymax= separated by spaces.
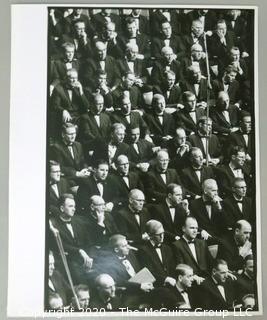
xmin=77 ymin=290 xmax=90 ymax=309
xmin=130 ymin=128 xmax=140 ymax=143
xmin=93 ymin=96 xmax=104 ymax=115
xmin=191 ymin=47 xmax=203 ymax=61
xmin=150 ymin=225 xmax=165 ymax=245
xmin=117 ymin=238 xmax=130 ymax=256
xmin=217 ymin=94 xmax=230 ymax=110
xmin=191 ymin=67 xmax=202 ymax=83
xmin=230 ymin=49 xmax=240 ymax=62
xmin=117 ymin=157 xmax=129 ymax=176
xmin=67 ymin=70 xmax=78 ymax=87
xmin=165 ymin=73 xmax=175 ymax=89
xmin=183 ymin=218 xmax=198 ymax=239
xmin=217 ymin=22 xmax=227 ymax=37
xmin=127 ymin=22 xmax=137 ymax=37
xmin=96 ymin=45 xmax=107 ymax=61
xmin=180 ymin=268 xmax=194 ymax=288
xmin=113 ymin=128 xmax=125 ymax=143
xmin=204 ymin=182 xmax=219 ymax=200
xmin=233 ymin=151 xmax=246 ymax=167
xmin=63 ymin=126 xmax=77 ymax=145
xmin=191 ymin=149 xmax=203 ymax=168
xmin=61 ymin=198 xmax=76 ymax=217
xmin=241 ymin=116 xmax=251 ymax=133
xmin=192 ymin=21 xmax=204 ymax=37
xmin=124 ymin=74 xmax=135 ymax=89
xmin=91 ymin=197 xmax=106 ymax=216
xmin=75 ymin=22 xmax=86 ymax=37
xmin=235 ymin=224 xmax=252 ymax=245
xmin=154 ymin=96 xmax=166 ymax=114
xmin=225 ymin=71 xmax=237 ymax=84
xmin=199 ymin=120 xmax=212 ymax=135
xmin=161 ymin=22 xmax=172 ymax=38
xmin=169 ymin=186 xmax=183 ymax=206
xmin=50 ymin=164 xmax=61 ymax=183
xmin=99 ymin=278 xmax=116 ymax=299
xmin=130 ymin=191 xmax=145 ymax=212
xmin=213 ymin=264 xmax=229 ymax=284
xmin=157 ymin=152 xmax=169 ymax=172
xmin=126 ymin=47 xmax=138 ymax=61
xmin=233 ymin=180 xmax=247 ymax=198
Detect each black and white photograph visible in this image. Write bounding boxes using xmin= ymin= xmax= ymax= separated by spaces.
xmin=7 ymin=4 xmax=262 ymax=317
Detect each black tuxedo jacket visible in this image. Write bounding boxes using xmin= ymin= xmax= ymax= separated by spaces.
xmin=90 ymin=12 xmax=122 ymax=33
xmin=81 ymin=55 xmax=120 ymax=89
xmin=90 ymin=294 xmax=122 ymax=311
xmin=76 ymin=175 xmax=116 ymax=211
xmin=212 ymin=79 xmax=241 ymax=105
xmin=50 ymin=141 xmax=87 ymax=180
xmin=60 ymin=34 xmax=93 ymax=60
xmin=208 ymin=31 xmax=237 ymax=63
xmin=151 ymin=34 xmax=185 ymax=59
xmin=148 ymin=202 xmax=188 ymax=241
xmin=144 ymin=168 xmax=182 ymax=203
xmin=81 ymin=212 xmax=119 ymax=246
xmin=222 ymin=195 xmax=253 ymax=228
xmin=153 ymin=84 xmax=182 ymax=107
xmin=94 ymin=251 xmax=142 ymax=291
xmin=150 ymin=10 xmax=182 ymax=37
xmin=144 ymin=112 xmax=175 ymax=146
xmin=117 ymin=58 xmax=148 ymax=81
xmin=226 ymin=130 xmax=252 ymax=157
xmin=78 ymin=112 xmax=112 ymax=145
xmin=215 ymin=164 xmax=251 ymax=197
xmin=114 ymin=206 xmax=151 ymax=243
xmin=112 ymin=84 xmax=142 ymax=110
xmin=49 ymin=177 xmax=71 ymax=215
xmin=110 ymin=111 xmax=148 ymax=140
xmin=110 ymin=171 xmax=144 ymax=206
xmin=118 ymin=33 xmax=151 ymax=59
xmin=181 ymin=166 xmax=215 ymax=197
xmin=174 ymin=107 xmax=206 ymax=136
xmin=91 ymin=139 xmax=130 ymax=166
xmin=234 ymin=272 xmax=255 ymax=303
xmin=182 ymin=34 xmax=206 ymax=53
xmin=138 ymin=241 xmax=176 ymax=286
xmin=217 ymin=234 xmax=248 ymax=272
xmin=196 ymin=276 xmax=235 ymax=310
xmin=180 ymin=78 xmax=211 ymax=103
xmin=189 ymin=197 xmax=228 ymax=239
xmin=172 ymin=237 xmax=214 ymax=276
xmin=49 ymin=215 xmax=90 ymax=259
xmin=167 ymin=140 xmax=191 ymax=173
xmin=126 ymin=13 xmax=150 ymax=35
xmin=50 ymin=83 xmax=89 ymax=117
xmin=168 ymin=285 xmax=198 ymax=310
xmin=50 ymin=58 xmax=80 ymax=85
xmin=188 ymin=133 xmax=222 ymax=160
xmin=151 ymin=59 xmax=182 ymax=87
xmin=210 ymin=105 xmax=240 ymax=135
xmin=127 ymin=139 xmax=155 ymax=165
xmin=180 ymin=56 xmax=207 ymax=79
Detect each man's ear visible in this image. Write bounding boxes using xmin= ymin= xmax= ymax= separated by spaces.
xmin=59 ymin=205 xmax=64 ymax=213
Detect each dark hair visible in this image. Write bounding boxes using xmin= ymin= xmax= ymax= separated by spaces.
xmin=59 ymin=193 xmax=74 ymax=207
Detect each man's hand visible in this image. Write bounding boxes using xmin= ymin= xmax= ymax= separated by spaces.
xmin=137 ymin=162 xmax=150 ymax=172
xmin=180 ymin=199 xmax=189 ymax=213
xmin=212 ymin=195 xmax=223 ymax=210
xmin=73 ymin=81 xmax=84 ymax=95
xmin=144 ymin=135 xmax=153 ymax=144
xmin=76 ymin=168 xmax=91 ymax=178
xmin=197 ymin=101 xmax=207 ymax=109
xmin=142 ymin=232 xmax=150 ymax=241
xmin=164 ymin=277 xmax=176 ymax=287
xmin=239 ymin=240 xmax=252 ymax=258
xmin=177 ymin=144 xmax=189 ymax=156
xmin=201 ymin=229 xmax=211 ymax=240
xmin=105 ymin=202 xmax=114 ymax=212
xmin=79 ymin=249 xmax=93 ymax=269
xmin=162 ymin=135 xmax=172 ymax=141
xmin=135 ymin=78 xmax=144 ymax=87
xmin=152 ymin=146 xmax=161 ymax=153
xmin=62 ymin=110 xmax=72 ymax=122
xmin=140 ymin=282 xmax=154 ymax=292
xmin=227 ymin=271 xmax=237 ymax=281
xmin=209 ymin=158 xmax=220 ymax=166
xmin=193 ymin=275 xmax=205 ymax=285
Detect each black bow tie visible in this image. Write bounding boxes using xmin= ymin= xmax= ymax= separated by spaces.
xmin=204 ymin=201 xmax=212 ymax=206
xmin=193 ymin=167 xmax=202 ymax=171
xmin=187 ymin=240 xmax=195 ymax=244
xmin=61 ymin=219 xmax=72 ymax=225
xmin=236 ymin=199 xmax=243 ymax=203
xmin=154 ymin=244 xmax=161 ymax=248
xmin=180 ymin=289 xmax=187 ymax=294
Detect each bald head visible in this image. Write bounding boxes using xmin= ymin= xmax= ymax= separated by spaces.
xmin=95 ymin=274 xmax=116 ymax=300
xmin=146 ymin=219 xmax=164 ymax=234
xmin=235 ymin=220 xmax=252 ymax=246
xmin=116 ymin=154 xmax=129 ymax=176
xmin=202 ymin=179 xmax=218 ymax=200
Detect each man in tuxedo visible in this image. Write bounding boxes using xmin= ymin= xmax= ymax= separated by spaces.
xmin=118 ymin=17 xmax=151 ymax=61
xmin=91 ymin=123 xmax=129 ymax=167
xmin=182 ymin=19 xmax=206 ymax=53
xmin=234 ymin=254 xmax=255 ymax=304
xmin=49 ymin=194 xmax=94 ymax=284
xmin=212 ymin=65 xmax=241 ymax=106
xmin=188 ymin=116 xmax=222 ymax=166
xmin=81 ymin=41 xmax=120 ymax=91
xmin=181 ymin=148 xmax=215 ymax=198
xmin=226 ymin=111 xmax=252 ymax=161
xmin=114 ymin=189 xmax=151 ymax=244
xmin=50 ymin=42 xmax=80 ymax=88
xmin=111 ymin=154 xmax=144 ymax=206
xmin=111 ymin=94 xmax=148 ymax=142
xmin=144 ymin=149 xmax=183 ymax=203
xmin=172 ymin=216 xmax=214 ymax=281
xmin=127 ymin=9 xmax=150 ymax=35
xmin=223 ymin=178 xmax=253 ymax=230
xmin=167 ymin=127 xmax=191 ymax=173
xmin=61 ymin=19 xmax=93 ymax=60
xmin=83 ymin=70 xmax=113 ymax=109
xmin=48 ymin=251 xmax=70 ymax=307
xmin=49 ymin=68 xmax=89 ymax=136
xmin=50 ymin=123 xmax=90 ymax=184
xmin=169 ymin=264 xmax=197 ymax=309
xmin=138 ymin=220 xmax=177 ymax=287
xmin=81 ymin=195 xmax=119 ymax=247
xmin=150 ymin=46 xmax=182 ymax=87
xmin=196 ymin=259 xmax=236 ymax=310
xmin=180 ymin=64 xmax=210 ymax=106
xmin=48 ymin=160 xmax=71 ymax=216
xmin=127 ymin=126 xmax=157 ymax=173
xmin=174 ymin=91 xmax=206 ymax=136
xmin=150 ymin=9 xmax=182 ymax=38
xmin=90 ymin=274 xmax=122 ymax=310
xmin=47 ymin=292 xmax=64 ymax=311
xmin=90 ymin=9 xmax=121 ymax=35
xmin=143 ymin=94 xmax=175 ymax=147
xmin=151 ymin=20 xmax=185 ymax=60
xmin=148 ymin=183 xmax=190 ymax=243
xmin=112 ymin=71 xmax=143 ymax=111
xmin=216 ymin=146 xmax=251 ymax=197
xmin=189 ymin=178 xmax=227 ymax=243
xmin=217 ymin=220 xmax=253 ymax=272
xmin=117 ymin=43 xmax=148 ymax=86
xmin=76 ymin=159 xmax=114 ymax=213
xmin=210 ymin=91 xmax=240 ymax=140
xmin=94 ymin=234 xmax=155 ymax=309
xmin=78 ymin=93 xmax=112 ymax=153
xmin=208 ymin=19 xmax=237 ymax=66
xmin=153 ymin=70 xmax=183 ymax=111
xmin=70 ymin=284 xmax=90 ymax=311
xmin=180 ymin=43 xmax=207 ymax=80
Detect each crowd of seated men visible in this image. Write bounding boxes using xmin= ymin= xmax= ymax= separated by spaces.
xmin=46 ymin=8 xmax=257 ymax=312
